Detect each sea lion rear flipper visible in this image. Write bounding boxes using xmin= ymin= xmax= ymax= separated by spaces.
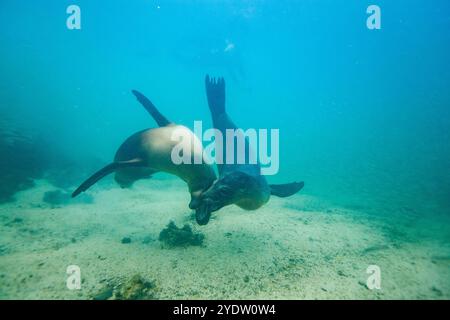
xmin=72 ymin=159 xmax=145 ymax=198
xmin=270 ymin=182 xmax=304 ymax=198
xmin=131 ymin=90 xmax=171 ymax=127
xmin=205 ymin=75 xmax=226 ymax=117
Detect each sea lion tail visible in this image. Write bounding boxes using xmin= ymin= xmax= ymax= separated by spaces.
xmin=270 ymin=182 xmax=304 ymax=198
xmin=131 ymin=90 xmax=171 ymax=127
xmin=205 ymin=75 xmax=226 ymax=117
xmin=72 ymin=159 xmax=144 ymax=198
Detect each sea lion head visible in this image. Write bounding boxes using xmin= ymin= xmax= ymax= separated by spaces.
xmin=189 ymin=172 xmax=253 ymax=225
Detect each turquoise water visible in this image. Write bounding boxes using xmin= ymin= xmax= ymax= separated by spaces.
xmin=0 ymin=1 xmax=449 ymax=299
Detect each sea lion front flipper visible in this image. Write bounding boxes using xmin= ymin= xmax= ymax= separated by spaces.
xmin=72 ymin=159 xmax=145 ymax=198
xmin=269 ymin=182 xmax=304 ymax=198
xmin=131 ymin=90 xmax=171 ymax=127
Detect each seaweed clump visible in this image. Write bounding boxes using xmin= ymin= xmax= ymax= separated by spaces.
xmin=115 ymin=275 xmax=156 ymax=300
xmin=158 ymin=221 xmax=204 ymax=247
xmin=92 ymin=275 xmax=157 ymax=300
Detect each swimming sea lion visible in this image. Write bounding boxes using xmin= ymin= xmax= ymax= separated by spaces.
xmin=190 ymin=75 xmax=304 ymax=225
xmin=72 ymin=90 xmax=217 ymax=207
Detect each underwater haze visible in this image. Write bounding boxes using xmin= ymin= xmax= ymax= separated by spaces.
xmin=0 ymin=0 xmax=449 ymax=299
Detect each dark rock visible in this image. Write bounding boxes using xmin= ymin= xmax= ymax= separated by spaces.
xmin=92 ymin=287 xmax=114 ymax=300
xmin=121 ymin=237 xmax=132 ymax=244
xmin=431 ymin=286 xmax=443 ymax=297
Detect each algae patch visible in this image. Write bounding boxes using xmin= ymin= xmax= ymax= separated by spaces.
xmin=92 ymin=275 xmax=157 ymax=300
xmin=159 ymin=221 xmax=204 ymax=247
xmin=116 ymin=275 xmax=156 ymax=300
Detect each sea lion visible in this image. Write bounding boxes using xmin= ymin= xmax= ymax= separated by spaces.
xmin=72 ymin=90 xmax=217 ymax=207
xmin=190 ymin=76 xmax=304 ymax=225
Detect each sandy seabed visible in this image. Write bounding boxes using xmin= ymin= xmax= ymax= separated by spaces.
xmin=0 ymin=178 xmax=449 ymax=300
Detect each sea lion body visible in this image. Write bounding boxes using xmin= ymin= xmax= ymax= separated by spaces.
xmin=114 ymin=125 xmax=216 ymax=198
xmin=72 ymin=91 xmax=217 ymax=206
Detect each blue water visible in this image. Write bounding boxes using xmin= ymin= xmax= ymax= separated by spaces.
xmin=0 ymin=1 xmax=449 ymax=299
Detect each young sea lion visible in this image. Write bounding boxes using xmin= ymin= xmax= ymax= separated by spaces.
xmin=72 ymin=90 xmax=217 ymax=208
xmin=190 ymin=76 xmax=304 ymax=225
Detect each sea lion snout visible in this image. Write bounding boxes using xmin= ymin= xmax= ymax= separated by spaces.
xmin=189 ymin=189 xmax=208 ymax=210
xmin=188 ymin=197 xmax=200 ymax=210
xmin=188 ymin=191 xmax=213 ymax=225
xmin=195 ymin=202 xmax=212 ymax=225
xmin=191 ymin=178 xmax=234 ymax=219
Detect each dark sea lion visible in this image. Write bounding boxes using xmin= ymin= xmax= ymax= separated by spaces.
xmin=72 ymin=90 xmax=217 ymax=207
xmin=190 ymin=76 xmax=304 ymax=225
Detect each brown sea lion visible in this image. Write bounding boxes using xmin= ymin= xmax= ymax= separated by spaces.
xmin=190 ymin=76 xmax=304 ymax=225
xmin=72 ymin=90 xmax=217 ymax=207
